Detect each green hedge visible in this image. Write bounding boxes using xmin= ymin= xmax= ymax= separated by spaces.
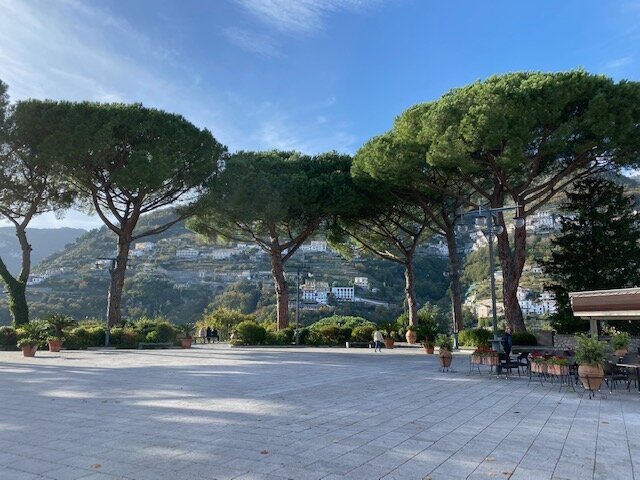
xmin=351 ymin=325 xmax=375 ymax=343
xmin=234 ymin=321 xmax=267 ymax=345
xmin=458 ymin=328 xmax=492 ymax=347
xmin=0 ymin=326 xmax=17 ymax=348
xmin=512 ymin=331 xmax=537 ymax=346
xmin=309 ymin=315 xmax=375 ymax=330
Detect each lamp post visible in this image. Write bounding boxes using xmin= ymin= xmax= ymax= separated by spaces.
xmin=459 ymin=206 xmax=525 ymax=352
xmin=95 ymin=257 xmax=117 ymax=347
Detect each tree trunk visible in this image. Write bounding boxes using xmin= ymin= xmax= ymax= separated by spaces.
xmin=107 ymin=237 xmax=131 ymax=327
xmin=270 ymin=253 xmax=289 ymax=330
xmin=495 ymin=217 xmax=527 ymax=332
xmin=444 ymin=227 xmax=464 ymax=333
xmin=404 ymin=257 xmax=418 ymax=326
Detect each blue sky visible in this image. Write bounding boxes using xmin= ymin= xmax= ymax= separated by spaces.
xmin=0 ymin=0 xmax=638 ymax=228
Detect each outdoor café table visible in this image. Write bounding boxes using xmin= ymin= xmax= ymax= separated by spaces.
xmin=617 ymin=362 xmax=640 ymax=392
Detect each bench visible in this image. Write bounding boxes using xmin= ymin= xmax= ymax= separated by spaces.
xmin=138 ymin=342 xmax=174 ymax=349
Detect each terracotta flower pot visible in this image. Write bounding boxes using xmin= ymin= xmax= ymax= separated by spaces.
xmin=181 ymin=338 xmax=193 ymax=349
xmin=614 ymin=348 xmax=628 ymax=358
xmin=439 ymin=350 xmax=452 ymax=368
xmin=21 ymin=345 xmax=37 ymax=357
xmin=48 ymin=339 xmax=62 ymax=352
xmin=423 ymin=344 xmax=434 ymax=354
xmin=383 ymin=338 xmax=394 ymax=349
xmin=578 ymin=364 xmax=604 ymax=391
xmin=405 ymin=330 xmax=417 ymax=344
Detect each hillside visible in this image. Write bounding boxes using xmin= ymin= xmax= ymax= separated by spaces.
xmin=0 ymin=209 xmax=450 ymax=326
xmin=0 ymin=227 xmax=86 ymax=275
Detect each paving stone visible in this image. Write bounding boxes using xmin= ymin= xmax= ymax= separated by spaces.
xmin=1 ymin=347 xmax=639 ymax=480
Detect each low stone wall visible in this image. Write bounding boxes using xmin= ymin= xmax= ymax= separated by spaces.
xmin=554 ymin=334 xmax=640 ymax=352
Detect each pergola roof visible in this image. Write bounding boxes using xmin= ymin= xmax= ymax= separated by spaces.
xmin=569 ymin=287 xmax=640 ymax=320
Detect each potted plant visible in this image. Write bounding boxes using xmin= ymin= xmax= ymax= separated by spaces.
xmin=380 ymin=323 xmax=395 ymax=349
xmin=436 ymin=334 xmax=453 ymax=369
xmin=530 ymin=352 xmax=547 ymax=374
xmin=43 ymin=314 xmax=77 ymax=352
xmin=16 ymin=321 xmax=46 ymax=357
xmin=419 ymin=317 xmax=441 ymax=354
xmin=575 ymin=335 xmax=606 ymax=392
xmin=611 ymin=332 xmax=630 ymax=357
xmin=546 ymin=356 xmax=569 ymax=376
xmin=177 ymin=322 xmax=195 ymax=349
xmin=405 ymin=324 xmax=417 ymax=344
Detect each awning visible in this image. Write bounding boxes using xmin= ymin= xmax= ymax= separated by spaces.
xmin=569 ymin=287 xmax=640 ymax=320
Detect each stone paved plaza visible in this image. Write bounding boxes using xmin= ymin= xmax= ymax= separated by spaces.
xmin=0 ymin=346 xmax=639 ymax=480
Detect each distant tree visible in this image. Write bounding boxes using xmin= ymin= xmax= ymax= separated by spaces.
xmin=0 ymin=81 xmax=74 ymax=326
xmin=14 ymin=100 xmax=226 ymax=326
xmin=543 ymin=178 xmax=640 ymax=333
xmin=189 ymin=151 xmax=354 ymax=330
xmin=208 ymin=281 xmax=261 ymax=314
xmin=394 ymin=71 xmax=640 ymax=332
xmin=351 ymin=131 xmax=471 ymax=334
xmin=329 ymin=188 xmax=431 ymax=326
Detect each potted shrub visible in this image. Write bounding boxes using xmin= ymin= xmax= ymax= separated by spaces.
xmin=575 ymin=335 xmax=606 ymax=392
xmin=611 ymin=332 xmax=630 ymax=357
xmin=547 ymin=356 xmax=569 ymax=376
xmin=405 ymin=324 xmax=417 ymax=344
xmin=530 ymin=352 xmax=547 ymax=374
xmin=16 ymin=321 xmax=46 ymax=357
xmin=436 ymin=334 xmax=453 ymax=369
xmin=380 ymin=323 xmax=395 ymax=349
xmin=43 ymin=314 xmax=77 ymax=352
xmin=177 ymin=322 xmax=195 ymax=348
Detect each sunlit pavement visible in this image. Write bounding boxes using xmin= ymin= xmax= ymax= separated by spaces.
xmin=0 ymin=345 xmax=638 ymax=480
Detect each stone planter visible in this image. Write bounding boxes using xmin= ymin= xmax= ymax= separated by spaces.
xmin=21 ymin=345 xmax=37 ymax=357
xmin=405 ymin=330 xmax=417 ymax=344
xmin=547 ymin=364 xmax=569 ymax=376
xmin=423 ymin=344 xmax=434 ymax=354
xmin=181 ymin=338 xmax=193 ymax=349
xmin=48 ymin=339 xmax=62 ymax=352
xmin=383 ymin=338 xmax=394 ymax=349
xmin=578 ymin=364 xmax=604 ymax=392
xmin=439 ymin=350 xmax=453 ymax=368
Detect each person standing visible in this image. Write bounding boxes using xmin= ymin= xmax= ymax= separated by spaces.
xmin=211 ymin=328 xmax=219 ymax=343
xmin=373 ymin=329 xmax=384 ymax=352
xmin=198 ymin=326 xmax=206 ymax=344
xmin=501 ymin=326 xmax=513 ymax=357
xmin=206 ymin=326 xmax=212 ymax=343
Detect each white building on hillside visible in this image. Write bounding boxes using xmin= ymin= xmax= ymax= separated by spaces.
xmin=331 ymin=286 xmax=354 ymax=302
xmin=302 ymin=280 xmax=329 ymax=305
xmin=301 ymin=240 xmax=328 ymax=253
xmin=354 ymin=277 xmax=369 ymax=288
xmin=176 ymin=248 xmax=199 ymax=258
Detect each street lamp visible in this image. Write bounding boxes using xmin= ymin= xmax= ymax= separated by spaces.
xmin=459 ymin=206 xmax=525 ymax=352
xmin=95 ymin=257 xmax=116 ymax=347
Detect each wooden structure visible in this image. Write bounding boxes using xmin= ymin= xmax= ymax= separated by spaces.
xmin=569 ymin=287 xmax=640 ymax=335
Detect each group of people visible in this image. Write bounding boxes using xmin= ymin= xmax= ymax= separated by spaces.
xmin=198 ymin=326 xmax=219 ymax=344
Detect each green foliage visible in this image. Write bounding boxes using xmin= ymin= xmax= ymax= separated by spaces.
xmin=315 ymin=325 xmax=352 ymax=345
xmin=574 ymin=335 xmax=607 ymax=367
xmin=511 ymin=332 xmax=537 ymax=346
xmin=64 ymin=325 xmax=104 ymax=349
xmin=435 ymin=334 xmax=453 ymax=351
xmin=458 ymin=328 xmax=492 ymax=347
xmin=200 ymin=308 xmax=255 ymax=329
xmin=309 ymin=315 xmax=375 ymax=331
xmin=207 ymin=281 xmax=262 ymax=314
xmin=43 ymin=313 xmax=77 ymax=340
xmin=351 ymin=325 xmax=375 ymax=342
xmin=234 ymin=321 xmax=267 ymax=345
xmin=15 ymin=320 xmax=48 ymax=347
xmin=544 ymin=178 xmax=640 ymax=333
xmin=611 ymin=332 xmax=630 ymax=351
xmin=0 ymin=326 xmax=16 ymax=347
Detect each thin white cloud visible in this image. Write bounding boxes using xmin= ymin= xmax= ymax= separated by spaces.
xmin=605 ymin=56 xmax=633 ymax=69
xmin=223 ymin=27 xmax=284 ymax=57
xmin=231 ymin=0 xmax=376 ymax=34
